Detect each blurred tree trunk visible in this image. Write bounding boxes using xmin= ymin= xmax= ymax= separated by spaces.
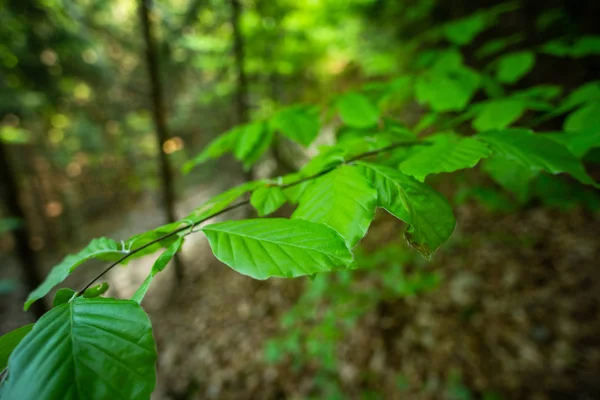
xmin=138 ymin=0 xmax=184 ymax=281
xmin=230 ymin=0 xmax=254 ymax=182
xmin=0 ymin=140 xmax=48 ymax=319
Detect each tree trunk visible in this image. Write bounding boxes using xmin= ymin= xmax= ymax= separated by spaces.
xmin=138 ymin=0 xmax=184 ymax=281
xmin=230 ymin=0 xmax=254 ymax=182
xmin=0 ymin=140 xmax=48 ymax=319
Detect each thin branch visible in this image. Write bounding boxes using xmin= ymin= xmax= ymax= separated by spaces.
xmin=79 ymin=141 xmax=426 ymax=292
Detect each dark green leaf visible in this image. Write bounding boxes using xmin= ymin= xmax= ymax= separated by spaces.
xmin=0 ymin=218 xmax=21 ymax=234
xmin=292 ymin=165 xmax=377 ymax=247
xmin=0 ymin=324 xmax=33 ymax=371
xmin=572 ymin=35 xmax=600 ymax=57
xmin=478 ymin=129 xmax=598 ymax=187
xmin=25 ymin=238 xmax=127 ymax=311
xmin=203 ymin=218 xmax=354 ymax=279
xmin=482 ymin=155 xmax=539 ymax=202
xmin=4 ymin=298 xmax=157 ymax=400
xmin=358 ymin=162 xmax=456 ymax=258
xmin=475 ymin=34 xmax=523 ymax=59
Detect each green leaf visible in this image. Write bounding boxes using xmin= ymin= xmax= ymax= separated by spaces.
xmin=250 ymin=186 xmax=287 ymax=217
xmin=271 ymin=106 xmax=320 ymax=146
xmin=415 ymin=59 xmax=480 ymax=112
xmin=482 ymin=155 xmax=539 ymax=202
xmin=564 ymin=102 xmax=600 ymax=133
xmin=540 ymin=39 xmax=572 ymax=57
xmin=0 ymin=324 xmax=33 ymax=371
xmin=292 ymin=166 xmax=377 ymax=247
xmin=357 ymin=162 xmax=456 ymax=258
xmin=52 ymin=288 xmax=77 ymax=307
xmin=495 ymin=51 xmax=535 ymax=84
xmin=4 ymin=298 xmax=157 ymax=400
xmin=234 ymin=121 xmax=267 ymax=162
xmin=0 ymin=126 xmax=31 ymax=144
xmin=182 ymin=129 xmax=238 ymax=173
xmin=560 ymin=81 xmax=600 ymax=111
xmin=475 ymin=34 xmax=523 ymax=59
xmin=336 ymin=93 xmax=380 ymax=128
xmin=443 ymin=13 xmax=487 ymax=45
xmin=83 ymin=282 xmax=110 ymax=298
xmin=472 ymin=99 xmax=527 ymax=131
xmin=400 ymin=133 xmax=492 ymax=181
xmin=541 ymin=130 xmax=600 ymax=158
xmin=478 ymin=129 xmax=598 ymax=187
xmin=185 ymin=180 xmax=264 ymax=222
xmin=241 ymin=128 xmax=274 ymax=170
xmin=572 ymin=35 xmax=600 ymax=57
xmin=132 ymin=237 xmax=184 ymax=304
xmin=25 ymin=238 xmax=127 ymax=311
xmin=0 ymin=217 xmax=21 ymax=234
xmin=203 ymin=218 xmax=354 ymax=279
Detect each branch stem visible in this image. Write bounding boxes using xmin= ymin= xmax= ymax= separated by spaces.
xmin=79 ymin=141 xmax=425 ymax=292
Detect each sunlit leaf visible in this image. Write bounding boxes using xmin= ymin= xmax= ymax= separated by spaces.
xmin=478 ymin=129 xmax=598 ymax=187
xmin=541 ymin=130 xmax=600 ymax=158
xmin=203 ymin=219 xmax=354 ymax=279
xmin=241 ymin=127 xmax=274 ymax=170
xmin=358 ymin=162 xmax=455 ymax=258
xmin=182 ymin=129 xmax=238 ymax=173
xmin=443 ymin=13 xmax=487 ymax=45
xmin=400 ymin=133 xmax=492 ymax=181
xmin=415 ymin=57 xmax=480 ymax=112
xmin=25 ymin=238 xmax=127 ymax=311
xmin=4 ymin=298 xmax=157 ymax=400
xmin=472 ymin=99 xmax=527 ymax=131
xmin=250 ymin=186 xmax=287 ymax=217
xmin=292 ymin=165 xmax=377 ymax=247
xmin=234 ymin=121 xmax=267 ymax=162
xmin=495 ymin=51 xmax=535 ymax=84
xmin=336 ymin=93 xmax=380 ymax=128
xmin=0 ymin=126 xmax=31 ymax=144
xmin=132 ymin=237 xmax=184 ymax=304
xmin=271 ymin=106 xmax=320 ymax=146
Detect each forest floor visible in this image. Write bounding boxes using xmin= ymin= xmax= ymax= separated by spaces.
xmin=1 ymin=178 xmax=599 ymax=400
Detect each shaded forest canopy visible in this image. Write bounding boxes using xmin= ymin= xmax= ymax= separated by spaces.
xmin=0 ymin=0 xmax=599 ymax=399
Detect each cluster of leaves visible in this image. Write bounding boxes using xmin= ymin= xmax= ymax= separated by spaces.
xmin=1 ymin=2 xmax=599 ymax=399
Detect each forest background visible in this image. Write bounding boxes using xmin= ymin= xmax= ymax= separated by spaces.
xmin=1 ymin=0 xmax=600 ymax=398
